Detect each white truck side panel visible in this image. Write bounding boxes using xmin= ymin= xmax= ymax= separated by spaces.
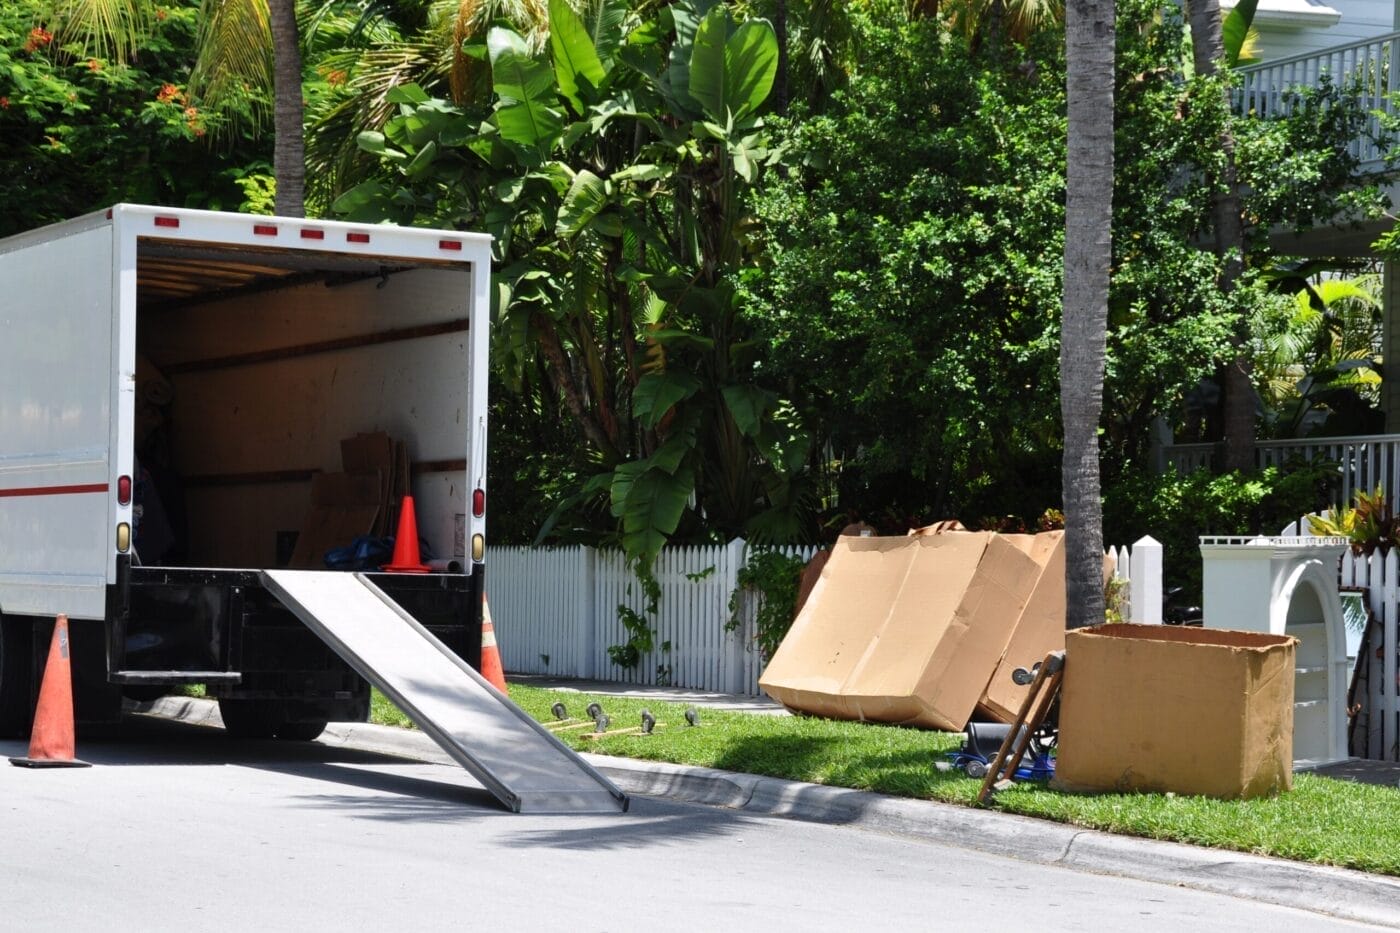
xmin=0 ymin=224 xmax=116 ymax=619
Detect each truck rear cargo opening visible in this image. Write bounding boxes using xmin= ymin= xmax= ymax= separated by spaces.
xmin=0 ymin=206 xmax=492 ymax=740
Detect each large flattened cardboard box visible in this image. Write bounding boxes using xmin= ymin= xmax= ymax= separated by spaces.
xmin=1053 ymin=624 xmax=1297 ymax=800
xmin=758 ymin=533 xmax=1042 ymax=730
xmin=978 ymin=531 xmax=1066 ymax=722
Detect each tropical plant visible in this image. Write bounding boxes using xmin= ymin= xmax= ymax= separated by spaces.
xmin=336 ymin=0 xmax=814 ymax=571
xmin=0 ymin=0 xmax=266 ymax=236
xmin=1307 ymin=485 xmax=1400 ymax=555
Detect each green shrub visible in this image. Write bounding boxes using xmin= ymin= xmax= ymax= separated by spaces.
xmin=1102 ymin=463 xmax=1337 ymax=603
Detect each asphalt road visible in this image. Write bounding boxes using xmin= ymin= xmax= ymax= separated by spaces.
xmin=0 ymin=716 xmax=1381 ymax=932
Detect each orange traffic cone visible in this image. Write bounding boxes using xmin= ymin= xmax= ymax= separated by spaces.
xmin=10 ymin=615 xmax=90 ymax=768
xmin=382 ymin=495 xmax=431 ymax=573
xmin=480 ymin=596 xmax=508 ymax=693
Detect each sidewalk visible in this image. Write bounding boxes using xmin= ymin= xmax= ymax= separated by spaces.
xmin=137 ymin=692 xmax=1400 ymax=928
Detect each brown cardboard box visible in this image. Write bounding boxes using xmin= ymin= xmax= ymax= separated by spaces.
xmin=1053 ymin=624 xmax=1297 ymax=800
xmin=288 ymin=472 xmax=381 ymax=569
xmin=759 ymin=533 xmax=1042 ymax=730
xmin=976 ymin=531 xmax=1066 ymax=722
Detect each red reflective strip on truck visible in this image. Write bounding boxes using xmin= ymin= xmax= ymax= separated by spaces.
xmin=0 ymin=483 xmax=109 ymax=498
xmin=439 ymin=239 xmax=462 ymax=251
xmin=253 ymin=224 xmax=278 ymax=237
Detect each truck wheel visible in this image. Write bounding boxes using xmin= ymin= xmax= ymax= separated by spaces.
xmin=217 ymin=699 xmax=280 ymax=739
xmin=275 ymin=720 xmax=328 ymax=742
xmin=0 ymin=616 xmax=34 ymax=739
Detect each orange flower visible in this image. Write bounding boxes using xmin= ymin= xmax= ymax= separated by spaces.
xmin=326 ymin=69 xmax=347 ymax=86
xmin=23 ymin=27 xmax=53 ymax=53
xmin=87 ymin=59 xmax=101 ymax=71
xmin=156 ymin=83 xmax=182 ymax=103
xmin=156 ymin=8 xmax=167 ymax=19
xmin=0 ymin=97 xmax=9 ymax=109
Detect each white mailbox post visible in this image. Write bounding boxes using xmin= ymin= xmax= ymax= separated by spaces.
xmin=1200 ymin=535 xmax=1351 ymax=768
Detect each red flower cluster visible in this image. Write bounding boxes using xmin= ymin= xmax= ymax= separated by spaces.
xmin=23 ymin=27 xmax=53 ymax=53
xmin=156 ymin=83 xmax=183 ymax=104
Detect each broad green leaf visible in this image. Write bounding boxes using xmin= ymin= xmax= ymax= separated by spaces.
xmin=386 ymin=83 xmax=429 ymax=105
xmin=556 ymin=169 xmax=608 ymax=238
xmin=647 ymin=328 xmax=715 ymax=350
xmin=403 ymin=139 xmax=438 ymax=178
xmin=610 ymin=461 xmax=646 ymax=517
xmin=550 ymin=0 xmax=607 ymax=114
xmin=722 ymin=384 xmax=775 ymax=437
xmin=612 ymin=163 xmax=665 ymax=183
xmin=1223 ymin=0 xmax=1258 ymax=68
xmin=620 ymin=466 xmax=695 ymax=562
xmin=634 ymin=372 xmax=702 ymax=428
xmin=488 ymin=27 xmax=564 ymax=160
xmin=665 ymin=0 xmax=717 ymax=117
xmin=588 ymin=0 xmax=629 ymax=63
xmin=690 ymin=13 xmax=778 ymax=123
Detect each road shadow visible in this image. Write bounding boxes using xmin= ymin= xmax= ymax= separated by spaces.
xmin=498 ymin=797 xmax=759 ymax=850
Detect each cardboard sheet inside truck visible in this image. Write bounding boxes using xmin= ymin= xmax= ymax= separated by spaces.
xmin=759 ymin=531 xmax=1065 ymax=730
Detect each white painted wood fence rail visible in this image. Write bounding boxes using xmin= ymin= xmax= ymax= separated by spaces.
xmin=1282 ymin=514 xmax=1400 ymax=761
xmin=488 ymin=541 xmax=817 ymax=696
xmin=1106 ymin=536 xmax=1164 ymax=624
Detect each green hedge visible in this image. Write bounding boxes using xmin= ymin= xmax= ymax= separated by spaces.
xmin=1102 ymin=463 xmax=1337 ymax=604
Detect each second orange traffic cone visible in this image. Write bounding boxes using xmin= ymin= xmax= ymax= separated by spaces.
xmin=10 ymin=614 xmax=90 ymax=768
xmin=382 ymin=495 xmax=431 ymax=573
xmin=480 ymin=595 xmax=507 ymax=693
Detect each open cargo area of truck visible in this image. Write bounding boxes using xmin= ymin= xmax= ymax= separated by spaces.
xmin=0 ymin=206 xmax=627 ymax=812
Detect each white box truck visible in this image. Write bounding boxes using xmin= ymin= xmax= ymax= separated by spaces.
xmin=0 ymin=204 xmax=493 ymax=741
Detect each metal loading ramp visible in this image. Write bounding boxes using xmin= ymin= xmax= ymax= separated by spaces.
xmin=261 ymin=570 xmax=628 ymax=814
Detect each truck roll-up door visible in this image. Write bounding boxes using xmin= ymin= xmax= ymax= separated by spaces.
xmin=0 ymin=220 xmax=117 ymax=620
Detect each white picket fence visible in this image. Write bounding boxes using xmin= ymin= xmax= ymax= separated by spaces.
xmin=1105 ymin=536 xmax=1164 ymax=624
xmin=488 ymin=541 xmax=817 ymax=696
xmin=488 ymin=536 xmax=1165 ymax=697
xmin=1282 ymin=514 xmax=1400 ymax=761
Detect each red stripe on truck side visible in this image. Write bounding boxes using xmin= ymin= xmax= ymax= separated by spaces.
xmin=0 ymin=483 xmax=109 ymax=498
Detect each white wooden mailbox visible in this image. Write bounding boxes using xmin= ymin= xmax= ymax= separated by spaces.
xmin=1200 ymin=535 xmax=1351 ymax=768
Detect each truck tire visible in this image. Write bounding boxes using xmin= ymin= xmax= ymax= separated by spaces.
xmin=275 ymin=720 xmax=328 ymax=742
xmin=217 ymin=699 xmax=280 ymax=739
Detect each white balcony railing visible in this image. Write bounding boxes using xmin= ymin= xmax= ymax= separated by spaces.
xmin=1236 ymin=31 xmax=1400 ymax=170
xmin=1164 ymin=433 xmax=1400 ymax=505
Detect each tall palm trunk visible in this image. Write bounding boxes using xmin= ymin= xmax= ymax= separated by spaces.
xmin=1186 ymin=0 xmax=1252 ymax=471
xmin=1062 ymin=0 xmax=1115 ymax=628
xmin=269 ymin=0 xmax=305 ymax=217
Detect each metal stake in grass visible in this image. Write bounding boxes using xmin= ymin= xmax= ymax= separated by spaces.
xmin=551 ymin=702 xmax=568 ymax=721
xmin=641 ymin=710 xmax=656 ymax=734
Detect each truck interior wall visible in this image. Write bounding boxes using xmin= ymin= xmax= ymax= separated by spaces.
xmin=136 ymin=265 xmax=472 ymax=570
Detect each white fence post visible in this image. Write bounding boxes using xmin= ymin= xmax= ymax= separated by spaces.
xmin=1129 ymin=536 xmax=1163 ymax=624
xmin=576 ymin=546 xmax=597 ymax=679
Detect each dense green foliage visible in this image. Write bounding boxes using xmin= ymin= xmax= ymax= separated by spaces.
xmin=1102 ymin=463 xmax=1338 ymax=600
xmin=0 ymin=0 xmax=267 ymax=237
xmin=336 ymin=0 xmax=815 ymax=561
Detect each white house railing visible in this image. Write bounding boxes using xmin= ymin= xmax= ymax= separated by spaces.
xmin=1164 ymin=433 xmax=1400 ymax=505
xmin=1236 ymin=30 xmax=1400 ymax=170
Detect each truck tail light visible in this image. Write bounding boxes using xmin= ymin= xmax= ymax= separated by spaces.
xmin=117 ymin=475 xmax=131 ymax=505
xmin=116 ymin=523 xmax=131 ymax=552
xmin=472 ymin=488 xmax=485 ymax=517
xmin=472 ymin=534 xmax=484 ymax=562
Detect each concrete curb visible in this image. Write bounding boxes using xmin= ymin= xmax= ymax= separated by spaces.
xmin=138 ymin=697 xmax=1400 ymax=928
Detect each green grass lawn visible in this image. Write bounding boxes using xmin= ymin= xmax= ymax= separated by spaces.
xmin=368 ymin=684 xmax=1400 ymax=876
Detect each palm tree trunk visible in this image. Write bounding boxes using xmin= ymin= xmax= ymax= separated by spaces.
xmin=1062 ymin=0 xmax=1115 ymax=629
xmin=1186 ymin=0 xmax=1253 ymax=472
xmin=269 ymin=0 xmax=305 ymax=218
